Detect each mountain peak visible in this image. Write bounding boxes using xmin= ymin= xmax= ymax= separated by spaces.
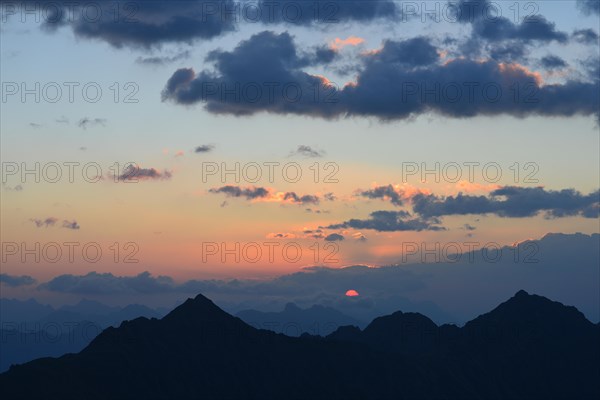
xmin=284 ymin=302 xmax=300 ymax=312
xmin=161 ymin=293 xmax=232 ymax=325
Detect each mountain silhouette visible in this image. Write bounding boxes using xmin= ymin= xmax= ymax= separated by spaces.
xmin=0 ymin=298 xmax=163 ymax=372
xmin=236 ymin=302 xmax=364 ymax=336
xmin=1 ymin=291 xmax=598 ymax=399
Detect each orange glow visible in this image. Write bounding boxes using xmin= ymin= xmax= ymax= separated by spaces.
xmin=498 ymin=62 xmax=543 ymax=86
xmin=345 ymin=289 xmax=360 ymax=297
xmin=330 ymin=36 xmax=365 ymax=50
xmin=311 ymin=74 xmax=335 ymax=88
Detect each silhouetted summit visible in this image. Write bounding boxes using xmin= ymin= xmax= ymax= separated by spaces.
xmin=1 ymin=291 xmax=598 ymax=400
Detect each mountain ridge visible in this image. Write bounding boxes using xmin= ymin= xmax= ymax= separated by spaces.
xmin=1 ymin=290 xmax=598 ymax=400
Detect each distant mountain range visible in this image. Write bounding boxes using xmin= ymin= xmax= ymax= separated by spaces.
xmin=236 ymin=302 xmax=364 ymax=336
xmin=0 ymin=298 xmax=162 ymax=372
xmin=1 ymin=290 xmax=598 ymax=399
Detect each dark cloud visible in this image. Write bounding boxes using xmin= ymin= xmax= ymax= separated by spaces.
xmin=10 ymin=0 xmax=398 ymax=48
xmin=135 ymin=50 xmax=190 ymax=65
xmin=572 ymin=29 xmax=599 ymax=44
xmin=30 ymin=217 xmax=58 ymax=228
xmin=290 ymin=145 xmax=325 ymax=158
xmin=540 ymin=55 xmax=568 ymax=70
xmin=78 ymin=117 xmax=106 ymax=130
xmin=488 ymin=42 xmax=527 ymax=63
xmin=577 ymin=0 xmax=600 ymax=15
xmin=325 ymin=210 xmax=445 ymax=232
xmin=163 ymin=31 xmax=599 ymax=120
xmin=255 ymin=0 xmax=398 ymax=25
xmin=374 ymin=37 xmax=439 ymax=66
xmin=117 ymin=165 xmax=173 ymax=181
xmin=324 ymin=233 xmax=344 ymax=241
xmin=311 ymin=46 xmax=337 ymax=64
xmin=42 ymin=1 xmax=236 ymax=48
xmin=305 ymin=208 xmax=328 ymax=214
xmin=62 ymin=220 xmax=81 ymax=230
xmin=38 ymin=271 xmax=175 ymax=294
xmin=411 ymin=186 xmax=600 ymax=219
xmin=209 ymin=185 xmax=270 ymax=200
xmin=359 ymin=185 xmax=405 ymax=206
xmin=283 ymin=192 xmax=320 ymax=205
xmin=324 ymin=193 xmax=336 ymax=201
xmin=462 ymin=223 xmax=477 ymax=231
xmin=453 ymin=0 xmax=568 ymax=43
xmin=194 ymin=144 xmax=215 ymax=153
xmin=355 ymin=233 xmax=368 ymax=242
xmin=161 ymin=31 xmax=342 ymax=118
xmin=0 ymin=273 xmax=37 ymax=287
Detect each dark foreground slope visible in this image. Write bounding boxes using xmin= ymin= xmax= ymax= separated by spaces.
xmin=1 ymin=291 xmax=598 ymax=400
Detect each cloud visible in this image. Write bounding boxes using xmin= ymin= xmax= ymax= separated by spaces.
xmin=163 ymin=31 xmax=599 ymax=120
xmin=324 ymin=193 xmax=336 ymax=201
xmin=411 ymin=186 xmax=600 ymax=219
xmin=359 ymin=185 xmax=407 ymax=206
xmin=209 ymin=185 xmax=270 ymax=200
xmin=62 ymin=220 xmax=81 ymax=230
xmin=454 ymin=0 xmax=568 ymax=44
xmin=194 ymin=144 xmax=215 ymax=153
xmin=256 ymin=0 xmax=398 ymax=25
xmin=78 ymin=117 xmax=106 ymax=130
xmin=353 ymin=232 xmax=368 ymax=242
xmin=577 ymin=0 xmax=600 ymax=15
xmin=0 ymin=274 xmax=37 ymax=287
xmin=30 ymin=217 xmax=59 ymax=228
xmin=283 ymin=192 xmax=320 ymax=205
xmin=209 ymin=185 xmax=324 ymax=205
xmin=289 ymin=145 xmax=325 ymax=158
xmin=325 ymin=210 xmax=445 ymax=232
xmin=38 ymin=271 xmax=176 ymax=294
xmin=540 ymin=55 xmax=568 ymax=70
xmin=41 ymin=1 xmax=237 ymax=48
xmin=330 ymin=36 xmax=365 ymax=51
xmin=572 ymin=29 xmax=599 ymax=44
xmin=18 ymin=0 xmax=398 ymax=49
xmin=266 ymin=232 xmax=297 ymax=239
xmin=161 ymin=31 xmax=342 ymax=118
xmin=462 ymin=223 xmax=477 ymax=231
xmin=135 ymin=50 xmax=190 ymax=65
xmin=325 ymin=233 xmax=345 ymax=241
xmin=373 ymin=37 xmax=439 ymax=66
xmin=117 ymin=165 xmax=173 ymax=181
xmin=298 ymin=45 xmax=338 ymax=66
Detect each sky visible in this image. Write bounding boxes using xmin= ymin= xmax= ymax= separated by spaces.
xmin=0 ymin=0 xmax=599 ymax=317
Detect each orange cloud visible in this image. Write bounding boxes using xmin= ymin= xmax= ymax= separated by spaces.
xmin=498 ymin=62 xmax=544 ymax=86
xmin=330 ymin=36 xmax=365 ymax=51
